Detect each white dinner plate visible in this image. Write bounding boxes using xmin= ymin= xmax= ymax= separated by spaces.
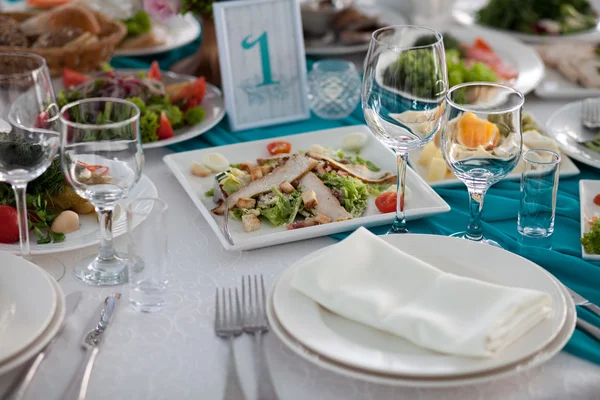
xmin=546 ymin=101 xmax=600 ymax=170
xmin=579 ymin=179 xmax=600 ymax=260
xmin=453 ymin=4 xmax=600 ymax=44
xmin=272 ymin=234 xmax=567 ymax=378
xmin=53 ymin=70 xmax=226 ymax=151
xmin=0 ymin=175 xmax=157 ymax=255
xmin=163 ymin=125 xmax=451 ymax=251
xmin=267 ymin=269 xmax=576 ymax=387
xmin=0 ymin=252 xmax=57 ymax=364
xmin=304 ymin=5 xmax=406 ymax=56
xmin=0 ymin=270 xmax=65 ymax=375
xmin=114 ymin=14 xmax=201 ymax=57
xmin=409 ymin=115 xmax=581 ymax=188
xmin=534 ymin=67 xmax=600 ymax=100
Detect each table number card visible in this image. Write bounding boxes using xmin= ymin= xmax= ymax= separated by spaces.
xmin=213 ymin=0 xmax=310 ymax=131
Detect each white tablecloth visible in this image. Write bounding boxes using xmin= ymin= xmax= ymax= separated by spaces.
xmin=0 ymin=95 xmax=598 ymax=400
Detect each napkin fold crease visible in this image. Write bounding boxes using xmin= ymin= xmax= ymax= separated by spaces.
xmin=290 ymin=227 xmax=553 ymax=358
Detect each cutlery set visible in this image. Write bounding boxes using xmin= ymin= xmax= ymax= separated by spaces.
xmin=4 ymin=293 xmax=121 ymax=400
xmin=215 ymin=275 xmax=278 ymax=400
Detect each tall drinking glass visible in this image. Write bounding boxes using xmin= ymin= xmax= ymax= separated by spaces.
xmin=0 ymin=52 xmax=65 ymax=279
xmin=440 ymin=82 xmax=525 ymax=247
xmin=60 ymin=98 xmax=143 ymax=285
xmin=363 ymin=25 xmax=448 ymax=233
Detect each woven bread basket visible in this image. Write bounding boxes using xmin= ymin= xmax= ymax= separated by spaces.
xmin=0 ymin=10 xmax=126 ymax=77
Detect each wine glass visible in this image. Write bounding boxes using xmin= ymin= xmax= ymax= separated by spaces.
xmin=0 ymin=52 xmax=65 ymax=280
xmin=440 ymin=82 xmax=524 ymax=247
xmin=60 ymin=98 xmax=143 ymax=286
xmin=362 ymin=25 xmax=448 ymax=233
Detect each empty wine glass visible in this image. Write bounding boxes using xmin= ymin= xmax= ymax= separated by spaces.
xmin=0 ymin=52 xmax=65 ymax=280
xmin=440 ymin=82 xmax=524 ymax=247
xmin=60 ymin=98 xmax=143 ymax=285
xmin=362 ymin=25 xmax=448 ymax=233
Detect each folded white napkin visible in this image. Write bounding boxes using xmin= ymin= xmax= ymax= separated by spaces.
xmin=290 ymin=227 xmax=552 ymax=358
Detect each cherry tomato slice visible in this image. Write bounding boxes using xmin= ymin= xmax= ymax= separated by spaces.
xmin=267 ymin=141 xmax=291 ymax=155
xmin=593 ymin=194 xmax=600 ymax=206
xmin=375 ymin=191 xmax=403 ymax=214
xmin=0 ymin=205 xmax=19 ymax=244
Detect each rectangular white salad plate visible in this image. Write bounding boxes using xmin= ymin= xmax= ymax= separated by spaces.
xmin=534 ymin=68 xmax=600 ymax=100
xmin=409 ymin=148 xmax=580 ymax=188
xmin=579 ymin=179 xmax=600 ymax=260
xmin=163 ymin=125 xmax=451 ymax=251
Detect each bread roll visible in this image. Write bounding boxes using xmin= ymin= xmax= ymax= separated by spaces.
xmin=20 ymin=4 xmax=101 ymax=36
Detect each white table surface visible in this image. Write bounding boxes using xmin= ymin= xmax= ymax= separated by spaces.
xmin=0 ymin=97 xmax=598 ymax=400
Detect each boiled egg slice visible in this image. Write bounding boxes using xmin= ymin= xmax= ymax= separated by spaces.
xmin=202 ymin=153 xmax=230 ymax=172
xmin=342 ymin=132 xmax=368 ymax=151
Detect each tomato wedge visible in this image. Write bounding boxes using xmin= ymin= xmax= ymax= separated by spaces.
xmin=0 ymin=205 xmax=19 ymax=244
xmin=267 ymin=141 xmax=291 ymax=155
xmin=171 ymin=77 xmax=206 ymax=108
xmin=63 ymin=68 xmax=89 ymax=88
xmin=474 ymin=37 xmax=493 ymax=52
xmin=157 ymin=112 xmax=174 ymax=140
xmin=148 ymin=61 xmax=161 ymax=81
xmin=375 ymin=191 xmax=403 ymax=214
xmin=593 ymin=194 xmax=600 ymax=206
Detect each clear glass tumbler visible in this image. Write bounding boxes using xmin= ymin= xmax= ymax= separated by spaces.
xmin=308 ymin=60 xmax=361 ymax=120
xmin=127 ymin=198 xmax=168 ymax=312
xmin=518 ymin=149 xmax=560 ymax=247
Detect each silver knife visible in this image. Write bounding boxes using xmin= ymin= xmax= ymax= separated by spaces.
xmin=566 ymin=287 xmax=600 ymax=318
xmin=62 ymin=293 xmax=121 ymax=400
xmin=3 ymin=292 xmax=82 ymax=400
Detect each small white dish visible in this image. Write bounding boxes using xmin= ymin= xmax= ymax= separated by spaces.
xmin=578 ymin=179 xmax=600 ymax=260
xmin=114 ymin=14 xmax=201 ymax=57
xmin=0 ymin=271 xmax=65 ymax=375
xmin=546 ymin=101 xmax=600 ymax=170
xmin=163 ymin=125 xmax=451 ymax=251
xmin=267 ymin=268 xmax=576 ymax=387
xmin=272 ymin=234 xmax=567 ymax=378
xmin=0 ymin=175 xmax=157 ymax=255
xmin=0 ymin=253 xmax=58 ymax=364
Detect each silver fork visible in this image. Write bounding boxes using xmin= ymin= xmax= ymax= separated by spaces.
xmin=215 ymin=288 xmax=244 ymax=398
xmin=214 ymin=172 xmax=234 ymax=246
xmin=242 ymin=275 xmax=279 ymax=400
xmin=581 ymin=98 xmax=600 ymax=132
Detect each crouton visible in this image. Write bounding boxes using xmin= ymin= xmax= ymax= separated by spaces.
xmin=236 ymin=197 xmax=256 ymax=209
xmin=250 ymin=167 xmax=263 ymax=181
xmin=279 ymin=180 xmax=295 ymax=194
xmin=191 ymin=162 xmax=212 ymax=177
xmin=313 ymin=214 xmax=331 ymax=224
xmin=261 ymin=164 xmax=274 ymax=175
xmin=238 ymin=162 xmax=255 ymax=173
xmin=242 ymin=214 xmax=261 ymax=232
xmin=301 ymin=189 xmax=318 ymax=208
xmin=315 ymin=162 xmax=327 ymax=175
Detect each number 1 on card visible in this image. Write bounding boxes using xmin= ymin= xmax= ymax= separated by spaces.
xmin=241 ymin=32 xmax=280 ymax=87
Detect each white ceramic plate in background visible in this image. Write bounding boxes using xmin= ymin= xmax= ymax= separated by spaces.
xmin=0 ymin=175 xmax=157 ymax=255
xmin=546 ymin=101 xmax=600 ymax=170
xmin=114 ymin=14 xmax=201 ymax=57
xmin=0 ymin=253 xmax=57 ymax=364
xmin=272 ymin=234 xmax=567 ymax=378
xmin=267 ymin=268 xmax=576 ymax=387
xmin=164 ymin=125 xmax=451 ymax=251
xmin=535 ymin=68 xmax=600 ymax=100
xmin=0 ymin=271 xmax=65 ymax=375
xmin=579 ymin=179 xmax=600 ymax=260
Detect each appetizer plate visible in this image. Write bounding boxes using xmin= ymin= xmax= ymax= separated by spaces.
xmin=535 ymin=68 xmax=600 ymax=100
xmin=304 ymin=5 xmax=406 ymax=56
xmin=271 ymin=234 xmax=569 ymax=379
xmin=114 ymin=13 xmax=201 ymax=57
xmin=0 ymin=252 xmax=57 ymax=364
xmin=267 ymin=265 xmax=575 ymax=387
xmin=0 ymin=270 xmax=65 ymax=375
xmin=0 ymin=175 xmax=157 ymax=255
xmin=579 ymin=179 xmax=600 ymax=260
xmin=546 ymin=101 xmax=600 ymax=170
xmin=453 ymin=4 xmax=600 ymax=44
xmin=163 ymin=125 xmax=451 ymax=251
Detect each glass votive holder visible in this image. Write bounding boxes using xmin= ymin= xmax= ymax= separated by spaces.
xmin=307 ymin=60 xmax=361 ymax=120
xmin=127 ymin=198 xmax=169 ymax=312
xmin=518 ymin=149 xmax=561 ymax=248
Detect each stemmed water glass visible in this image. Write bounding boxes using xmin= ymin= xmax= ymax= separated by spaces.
xmin=440 ymin=82 xmax=525 ymax=247
xmin=0 ymin=52 xmax=65 ymax=280
xmin=60 ymin=98 xmax=143 ymax=285
xmin=362 ymin=25 xmax=448 ymax=233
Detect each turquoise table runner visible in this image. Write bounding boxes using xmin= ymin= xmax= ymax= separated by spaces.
xmin=112 ymin=51 xmax=600 ymax=366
